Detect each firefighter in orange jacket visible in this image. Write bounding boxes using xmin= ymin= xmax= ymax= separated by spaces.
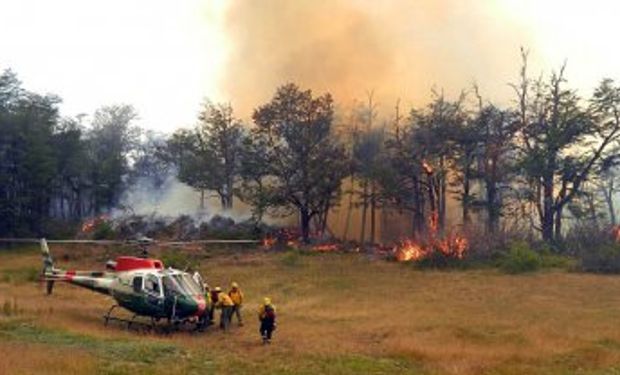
xmin=228 ymin=281 xmax=244 ymax=326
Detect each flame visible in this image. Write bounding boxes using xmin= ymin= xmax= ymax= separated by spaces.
xmin=422 ymin=160 xmax=433 ymax=175
xmin=262 ymin=236 xmax=276 ymax=248
xmin=394 ymin=239 xmax=427 ymax=261
xmin=428 ymin=212 xmax=439 ymax=234
xmin=392 ymin=232 xmax=468 ymax=262
xmin=612 ymin=226 xmax=620 ymax=243
xmin=312 ymin=244 xmax=339 ymax=252
xmin=81 ymin=215 xmax=109 ymax=233
xmin=436 ymin=234 xmax=468 ymax=259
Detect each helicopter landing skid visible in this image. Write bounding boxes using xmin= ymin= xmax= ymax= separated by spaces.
xmin=102 ymin=305 xmax=155 ymax=332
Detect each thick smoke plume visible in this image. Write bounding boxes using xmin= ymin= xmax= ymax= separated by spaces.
xmin=115 ymin=172 xmax=252 ymax=223
xmin=221 ymin=0 xmax=531 ymax=117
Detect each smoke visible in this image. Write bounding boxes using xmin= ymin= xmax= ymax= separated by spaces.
xmin=219 ymin=0 xmax=533 ymax=118
xmin=115 ymin=173 xmax=204 ymax=219
xmin=115 ymin=171 xmax=292 ymax=226
xmin=115 ymin=172 xmax=255 ymax=223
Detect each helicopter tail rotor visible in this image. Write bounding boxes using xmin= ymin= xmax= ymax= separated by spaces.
xmin=40 ymin=238 xmax=56 ymax=295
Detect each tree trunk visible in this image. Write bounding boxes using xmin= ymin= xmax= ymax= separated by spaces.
xmin=554 ymin=204 xmax=563 ymax=241
xmin=542 ymin=174 xmax=555 ymax=242
xmin=300 ymin=207 xmax=311 ymax=244
xmin=359 ymin=178 xmax=368 ymax=247
xmin=343 ymin=177 xmax=354 ymax=241
xmin=603 ymin=183 xmax=617 ymax=225
xmin=486 ymin=179 xmax=499 ymax=234
xmin=427 ymin=174 xmax=437 ymax=236
xmin=438 ymin=158 xmax=446 ymax=232
xmin=413 ymin=177 xmax=425 ymax=237
xmin=370 ymin=182 xmax=376 ymax=245
xmin=587 ymin=193 xmax=599 ymax=228
xmin=462 ymin=171 xmax=471 ymax=226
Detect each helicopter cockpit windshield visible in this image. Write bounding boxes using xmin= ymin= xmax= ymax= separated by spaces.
xmin=178 ymin=273 xmax=202 ymax=295
xmin=162 ymin=273 xmax=202 ymax=297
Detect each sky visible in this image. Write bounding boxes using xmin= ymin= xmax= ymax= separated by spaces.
xmin=2 ymin=0 xmax=620 ymax=132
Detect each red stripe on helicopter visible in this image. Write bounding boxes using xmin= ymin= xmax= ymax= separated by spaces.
xmin=114 ymin=257 xmax=164 ymax=272
xmin=65 ymin=270 xmax=76 ymax=281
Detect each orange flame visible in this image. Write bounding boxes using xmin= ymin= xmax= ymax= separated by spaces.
xmin=312 ymin=244 xmax=339 ymax=252
xmin=612 ymin=226 xmax=620 ymax=243
xmin=81 ymin=215 xmax=109 ymax=233
xmin=394 ymin=239 xmax=427 ymax=261
xmin=393 ymin=231 xmax=468 ymax=262
xmin=422 ymin=160 xmax=433 ymax=175
xmin=262 ymin=236 xmax=276 ymax=248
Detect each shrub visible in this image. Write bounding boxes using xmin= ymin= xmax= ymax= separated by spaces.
xmin=579 ymin=243 xmax=620 ymax=273
xmin=280 ymin=250 xmax=303 ymax=267
xmin=159 ymin=251 xmax=196 ymax=270
xmin=41 ymin=219 xmax=80 ymax=239
xmin=499 ymin=242 xmax=541 ymax=274
xmin=93 ymin=221 xmax=116 ymax=240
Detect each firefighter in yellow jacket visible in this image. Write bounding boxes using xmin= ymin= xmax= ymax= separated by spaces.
xmin=258 ymin=297 xmax=277 ymax=344
xmin=215 ymin=287 xmax=235 ymax=331
xmin=228 ymin=281 xmax=244 ymax=326
xmin=198 ymin=283 xmax=212 ymax=330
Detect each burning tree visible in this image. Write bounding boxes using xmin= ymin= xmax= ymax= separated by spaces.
xmin=251 ymin=83 xmax=348 ymax=243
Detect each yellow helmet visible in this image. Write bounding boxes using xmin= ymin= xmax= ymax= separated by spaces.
xmin=214 ymin=286 xmax=222 ymax=292
xmin=231 ymin=282 xmax=239 ymax=288
xmin=263 ymin=297 xmax=271 ymax=305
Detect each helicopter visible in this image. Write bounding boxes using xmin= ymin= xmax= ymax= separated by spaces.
xmin=39 ymin=238 xmax=208 ymax=330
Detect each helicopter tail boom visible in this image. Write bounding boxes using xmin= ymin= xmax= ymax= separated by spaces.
xmin=40 ymin=238 xmax=112 ymax=295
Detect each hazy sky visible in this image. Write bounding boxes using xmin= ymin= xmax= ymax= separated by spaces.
xmin=2 ymin=0 xmax=620 ymax=132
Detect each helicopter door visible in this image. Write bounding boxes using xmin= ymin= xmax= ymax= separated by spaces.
xmin=144 ymin=274 xmax=163 ymax=307
xmin=132 ymin=276 xmax=143 ymax=293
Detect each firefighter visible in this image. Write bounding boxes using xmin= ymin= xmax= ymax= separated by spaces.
xmin=228 ymin=281 xmax=244 ymax=326
xmin=215 ymin=288 xmax=235 ymax=331
xmin=198 ymin=283 xmax=211 ymax=330
xmin=258 ymin=297 xmax=277 ymax=344
xmin=208 ymin=286 xmax=221 ymax=324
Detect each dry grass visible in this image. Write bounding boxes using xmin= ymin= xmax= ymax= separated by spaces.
xmin=2 ymin=246 xmax=620 ymax=374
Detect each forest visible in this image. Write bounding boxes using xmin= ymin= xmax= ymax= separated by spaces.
xmin=1 ymin=50 xmax=619 ymax=265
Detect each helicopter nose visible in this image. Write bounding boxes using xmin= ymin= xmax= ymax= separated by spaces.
xmin=194 ymin=295 xmax=206 ymax=317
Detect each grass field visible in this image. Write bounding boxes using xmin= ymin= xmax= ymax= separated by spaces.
xmin=2 ymin=245 xmax=620 ymax=374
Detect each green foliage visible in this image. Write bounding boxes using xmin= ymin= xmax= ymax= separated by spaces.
xmin=0 ymin=266 xmax=39 ymax=284
xmin=1 ymin=299 xmax=20 ymax=316
xmin=251 ymin=83 xmax=348 ymax=241
xmin=41 ymin=219 xmax=80 ymax=239
xmin=167 ymin=101 xmax=244 ymax=210
xmin=0 ymin=321 xmax=184 ymax=370
xmin=578 ymin=243 xmax=620 ymax=274
xmin=413 ymin=251 xmax=473 ymax=270
xmin=538 ymin=246 xmax=576 ymax=269
xmin=500 ymin=242 xmax=542 ymax=274
xmin=159 ymin=251 xmax=196 ymax=270
xmin=280 ymin=249 xmax=304 ymax=267
xmin=92 ymin=221 xmax=116 ymax=240
xmin=0 ymin=69 xmax=140 ymax=236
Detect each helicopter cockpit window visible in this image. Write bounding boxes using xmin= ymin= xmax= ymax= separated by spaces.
xmin=132 ymin=276 xmax=143 ymax=293
xmin=180 ymin=273 xmax=202 ymax=295
xmin=162 ymin=276 xmax=183 ymax=297
xmin=144 ymin=274 xmax=161 ymax=297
